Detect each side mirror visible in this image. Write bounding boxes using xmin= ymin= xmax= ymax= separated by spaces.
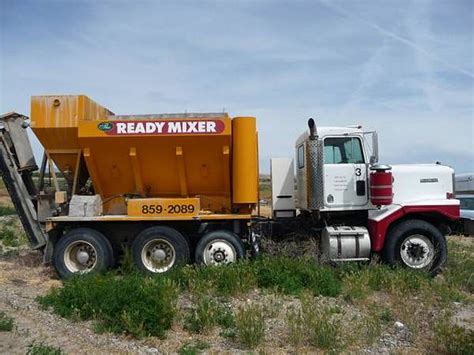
xmin=370 ymin=132 xmax=379 ymax=165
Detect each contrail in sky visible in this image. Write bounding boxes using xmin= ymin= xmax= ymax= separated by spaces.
xmin=319 ymin=0 xmax=474 ymax=79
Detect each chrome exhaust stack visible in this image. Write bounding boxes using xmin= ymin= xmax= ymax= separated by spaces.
xmin=308 ymin=118 xmax=317 ymax=140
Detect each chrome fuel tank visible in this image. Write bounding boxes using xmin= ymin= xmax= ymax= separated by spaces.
xmin=321 ymin=226 xmax=371 ymax=261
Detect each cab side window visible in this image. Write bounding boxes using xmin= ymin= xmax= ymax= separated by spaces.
xmin=324 ymin=137 xmax=364 ymax=164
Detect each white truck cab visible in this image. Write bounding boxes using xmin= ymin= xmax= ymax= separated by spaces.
xmin=270 ymin=118 xmax=459 ymax=275
xmin=294 ymin=120 xmax=377 ymax=212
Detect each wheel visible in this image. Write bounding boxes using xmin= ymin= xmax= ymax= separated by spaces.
xmin=382 ymin=219 xmax=447 ymax=275
xmin=132 ymin=226 xmax=190 ymax=273
xmin=195 ymin=230 xmax=245 ymax=266
xmin=53 ymin=228 xmax=114 ymax=278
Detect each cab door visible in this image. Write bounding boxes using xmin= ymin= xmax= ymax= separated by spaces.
xmin=323 ymin=136 xmax=368 ymax=209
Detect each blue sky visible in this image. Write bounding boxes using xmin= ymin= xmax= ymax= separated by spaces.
xmin=1 ymin=0 xmax=473 ymax=173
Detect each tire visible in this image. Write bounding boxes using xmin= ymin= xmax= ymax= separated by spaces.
xmin=132 ymin=226 xmax=190 ymax=273
xmin=382 ymin=219 xmax=447 ymax=275
xmin=195 ymin=230 xmax=245 ymax=266
xmin=53 ymin=228 xmax=114 ymax=279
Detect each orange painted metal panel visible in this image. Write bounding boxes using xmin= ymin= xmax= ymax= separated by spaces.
xmin=232 ymin=117 xmax=258 ymax=204
xmin=127 ymin=197 xmax=200 ymax=217
xmin=31 ymin=95 xmax=112 ymax=184
xmin=29 ymin=95 xmax=259 ymax=217
xmin=77 ymin=117 xmax=233 ymax=214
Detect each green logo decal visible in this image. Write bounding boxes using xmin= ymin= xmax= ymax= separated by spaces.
xmin=98 ymin=122 xmax=113 ymax=131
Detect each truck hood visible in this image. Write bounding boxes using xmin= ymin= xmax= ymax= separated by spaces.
xmin=390 ymin=164 xmax=455 ymax=205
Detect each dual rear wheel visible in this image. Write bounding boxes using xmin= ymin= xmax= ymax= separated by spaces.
xmin=53 ymin=228 xmax=114 ymax=279
xmin=53 ymin=227 xmax=245 ymax=278
xmin=132 ymin=227 xmax=245 ymax=273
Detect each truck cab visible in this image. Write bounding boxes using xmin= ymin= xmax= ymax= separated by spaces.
xmin=271 ymin=118 xmax=459 ymax=274
xmin=294 ymin=120 xmax=377 ymax=212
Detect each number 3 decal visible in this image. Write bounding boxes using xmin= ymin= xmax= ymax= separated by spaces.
xmin=355 ymin=168 xmax=362 ymax=177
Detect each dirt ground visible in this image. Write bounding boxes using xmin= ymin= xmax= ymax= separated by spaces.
xmin=0 ymin=251 xmax=175 ymax=354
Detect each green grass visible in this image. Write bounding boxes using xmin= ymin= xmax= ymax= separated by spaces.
xmin=0 ymin=311 xmax=14 ymax=331
xmin=286 ymin=295 xmax=342 ymax=351
xmin=171 ymin=256 xmax=342 ymax=297
xmin=183 ymin=295 xmax=235 ymax=333
xmin=340 ymin=263 xmax=430 ymax=301
xmin=443 ymin=240 xmax=474 ymax=293
xmin=254 ymin=257 xmax=341 ymax=296
xmin=178 ymin=340 xmax=210 ymax=355
xmin=286 ymin=306 xmax=306 ymax=347
xmin=0 ymin=205 xmax=16 ymax=216
xmin=434 ymin=315 xmax=474 ymax=355
xmin=26 ymin=343 xmax=63 ymax=355
xmin=0 ymin=228 xmax=20 ymax=247
xmin=235 ymin=304 xmax=265 ymax=349
xmin=0 ymin=219 xmax=28 ymax=250
xmin=38 ymin=273 xmax=178 ymax=338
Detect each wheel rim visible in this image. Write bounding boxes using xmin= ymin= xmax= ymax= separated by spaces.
xmin=202 ymin=239 xmax=237 ymax=266
xmin=400 ymin=234 xmax=435 ymax=269
xmin=64 ymin=240 xmax=97 ymax=273
xmin=141 ymin=238 xmax=176 ymax=273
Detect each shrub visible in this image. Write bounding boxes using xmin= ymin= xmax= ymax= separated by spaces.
xmin=38 ymin=273 xmax=178 ymax=338
xmin=171 ymin=257 xmax=341 ymax=297
xmin=0 ymin=228 xmax=19 ymax=247
xmin=171 ymin=263 xmax=256 ymax=296
xmin=340 ymin=264 xmax=429 ymax=300
xmin=0 ymin=218 xmax=27 ymax=249
xmin=118 ymin=247 xmax=137 ymax=275
xmin=253 ymin=257 xmax=341 ymax=297
xmin=0 ymin=311 xmax=14 ymax=331
xmin=302 ymin=297 xmax=341 ymax=350
xmin=184 ymin=294 xmax=235 ymax=333
xmin=26 ymin=343 xmax=63 ymax=355
xmin=216 ymin=303 xmax=236 ymax=329
xmin=379 ymin=307 xmax=394 ymax=323
xmin=0 ymin=205 xmax=16 ymax=216
xmin=235 ymin=304 xmax=265 ymax=348
xmin=286 ymin=294 xmax=344 ymax=350
xmin=183 ymin=296 xmax=217 ymax=333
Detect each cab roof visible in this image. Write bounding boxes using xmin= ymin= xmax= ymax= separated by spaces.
xmin=295 ymin=126 xmax=364 ymax=146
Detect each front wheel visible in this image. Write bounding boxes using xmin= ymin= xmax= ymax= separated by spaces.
xmin=382 ymin=219 xmax=447 ymax=275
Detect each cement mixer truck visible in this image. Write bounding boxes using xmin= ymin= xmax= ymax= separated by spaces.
xmin=0 ymin=95 xmax=459 ymax=278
